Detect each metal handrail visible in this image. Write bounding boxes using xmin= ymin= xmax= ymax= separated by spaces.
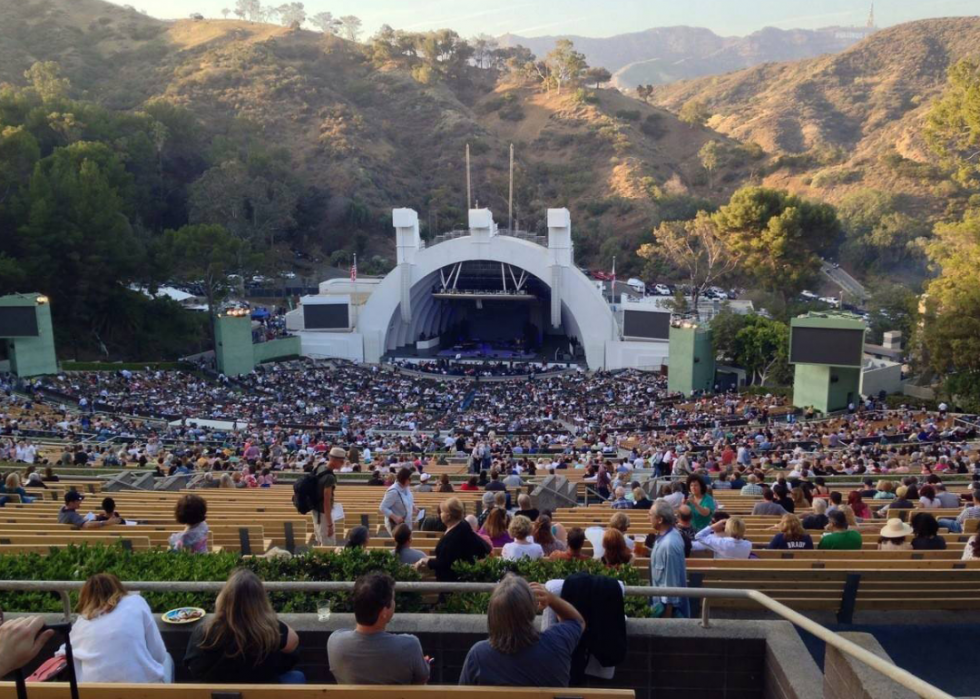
xmin=0 ymin=580 xmax=953 ymax=698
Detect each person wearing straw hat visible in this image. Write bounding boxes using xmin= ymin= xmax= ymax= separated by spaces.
xmin=877 ymin=519 xmax=913 ymax=551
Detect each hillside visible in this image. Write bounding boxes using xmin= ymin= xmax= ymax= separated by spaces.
xmin=0 ymin=0 xmax=750 ymax=269
xmin=499 ymin=26 xmax=869 ymax=88
xmin=649 ymin=18 xmax=980 ymax=221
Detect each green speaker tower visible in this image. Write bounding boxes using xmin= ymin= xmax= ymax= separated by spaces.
xmin=668 ymin=321 xmax=715 ymax=396
xmin=0 ymin=293 xmax=58 ymax=377
xmin=215 ymin=311 xmax=255 ymax=377
xmin=789 ymin=314 xmax=866 ymax=414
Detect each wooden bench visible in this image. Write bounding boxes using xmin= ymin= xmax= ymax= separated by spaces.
xmin=0 ymin=684 xmax=634 ymax=699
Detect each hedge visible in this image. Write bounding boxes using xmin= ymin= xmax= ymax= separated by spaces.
xmin=0 ymin=544 xmax=650 ymax=617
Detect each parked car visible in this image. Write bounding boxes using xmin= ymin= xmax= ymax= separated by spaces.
xmin=819 ymin=296 xmax=840 ymax=307
xmin=800 ymin=290 xmax=818 ymax=300
xmin=652 ymin=283 xmax=672 ymax=296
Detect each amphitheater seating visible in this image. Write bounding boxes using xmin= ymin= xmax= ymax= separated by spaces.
xmin=0 ymin=684 xmax=635 ymax=699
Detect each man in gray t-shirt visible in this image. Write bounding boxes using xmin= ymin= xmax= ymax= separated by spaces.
xmin=327 ymin=573 xmax=429 ymax=685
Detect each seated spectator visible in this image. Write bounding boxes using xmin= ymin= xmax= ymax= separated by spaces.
xmin=847 ymin=491 xmax=871 ymax=520
xmin=550 ymin=527 xmax=589 ymax=561
xmin=773 ymin=483 xmax=795 ymax=514
xmin=59 ymin=491 xmax=119 ymax=530
xmin=631 ymin=487 xmax=653 ymax=510
xmin=185 ymin=569 xmax=303 ymax=684
xmin=415 ymin=498 xmax=491 ymax=581
xmin=514 ymin=494 xmax=539 ymax=522
xmin=601 ymin=529 xmax=633 ymax=567
xmin=42 ymin=466 xmax=60 ymax=483
xmin=460 ymin=476 xmax=480 ymax=491
xmin=479 ymin=507 xmax=513 ymax=548
xmin=532 ymin=515 xmax=566 ymax=557
xmin=818 ymin=511 xmax=863 ymax=550
xmin=938 ymin=490 xmax=980 ymax=534
xmin=767 ymin=514 xmax=814 ymax=550
xmin=963 ymin=532 xmax=980 ymax=561
xmin=477 ymin=492 xmax=495 ymax=527
xmin=459 ymin=574 xmax=584 ymax=687
xmin=609 ymin=487 xmax=632 ymax=509
xmin=801 ymin=498 xmax=829 ymax=530
xmin=740 ymin=474 xmax=763 ymax=496
xmin=1 ymin=473 xmax=34 ymax=504
xmin=366 ymin=470 xmax=385 ymax=486
xmin=169 ymin=494 xmax=209 ymax=553
xmin=327 ymin=573 xmax=429 ymax=685
xmin=752 ymin=488 xmax=788 ymax=517
xmin=393 ymin=523 xmax=427 ymax=565
xmin=438 ymin=474 xmax=454 ymax=493
xmin=910 ymin=512 xmax=947 ymax=550
xmin=96 ymin=497 xmax=125 ymax=524
xmin=918 ymin=485 xmax=941 ymax=509
xmin=873 ymin=480 xmax=896 ymax=500
xmin=502 ymin=515 xmax=544 ymax=561
xmin=695 ymin=516 xmax=752 ymax=559
xmin=877 ymin=519 xmax=913 ymax=551
xmin=63 ymin=574 xmax=171 ymax=683
xmin=346 ymin=526 xmax=370 ymax=550
xmin=416 ymin=473 xmax=434 ymax=493
xmin=876 ymin=485 xmax=914 ymax=517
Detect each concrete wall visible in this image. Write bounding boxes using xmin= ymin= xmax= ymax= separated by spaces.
xmin=18 ymin=614 xmax=821 ymax=699
xmin=861 ymin=361 xmax=902 ymax=397
xmin=605 ymin=339 xmax=668 ymax=371
xmin=823 ymin=633 xmax=916 ymax=699
xmin=253 ymin=337 xmax=301 ymax=364
xmin=299 ymin=332 xmax=365 ymax=361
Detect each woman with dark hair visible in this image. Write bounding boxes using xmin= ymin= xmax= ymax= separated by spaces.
xmin=393 ymin=523 xmax=427 ymax=564
xmin=478 ymin=508 xmax=513 ymax=548
xmin=460 ymin=476 xmax=480 ymax=491
xmin=169 ymin=494 xmax=209 ymax=553
xmin=910 ymin=512 xmax=947 ymax=550
xmin=345 ymin=526 xmax=370 ymax=550
xmin=64 ymin=574 xmax=170 ymax=682
xmin=847 ymin=491 xmax=871 ymax=520
xmin=918 ymin=485 xmax=941 ymax=509
xmin=438 ymin=473 xmax=454 ymax=493
xmin=550 ymin=527 xmax=589 ymax=561
xmin=532 ymin=515 xmax=566 ymax=556
xmin=185 ymin=569 xmax=302 ymax=683
xmin=601 ymin=529 xmax=633 ymax=567
xmin=686 ymin=475 xmax=716 ymax=531
xmin=459 ymin=574 xmax=585 ymax=686
xmin=963 ymin=531 xmax=980 ymax=561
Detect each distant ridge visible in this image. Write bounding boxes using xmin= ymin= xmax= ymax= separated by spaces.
xmin=499 ymin=25 xmax=874 ymax=88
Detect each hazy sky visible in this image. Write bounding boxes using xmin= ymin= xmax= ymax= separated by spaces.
xmin=118 ymin=0 xmax=978 ymax=38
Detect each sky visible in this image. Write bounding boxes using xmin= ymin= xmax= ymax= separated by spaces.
xmin=119 ymin=0 xmax=979 ymax=38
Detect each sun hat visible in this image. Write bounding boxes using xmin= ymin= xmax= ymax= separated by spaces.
xmin=328 ymin=447 xmax=347 ymax=460
xmin=879 ymin=519 xmax=913 ymax=538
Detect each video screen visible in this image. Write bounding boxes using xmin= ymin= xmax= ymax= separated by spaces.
xmin=0 ymin=306 xmax=39 ymax=337
xmin=623 ymin=310 xmax=671 ymax=340
xmin=790 ymin=327 xmax=865 ymax=366
xmin=304 ymin=304 xmax=349 ymax=330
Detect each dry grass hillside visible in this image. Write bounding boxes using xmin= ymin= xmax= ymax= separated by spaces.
xmin=651 ymin=18 xmax=980 ymax=220
xmin=0 ymin=0 xmax=750 ymax=266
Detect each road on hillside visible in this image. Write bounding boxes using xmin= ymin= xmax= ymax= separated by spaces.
xmin=821 ymin=262 xmax=868 ymax=304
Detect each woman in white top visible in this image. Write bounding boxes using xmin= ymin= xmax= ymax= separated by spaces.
xmin=963 ymin=534 xmax=980 ymax=561
xmin=62 ymin=574 xmax=171 ymax=683
xmin=917 ymin=485 xmax=941 ymax=510
xmin=501 ymin=514 xmax=544 ymax=561
xmin=694 ymin=516 xmax=753 ymax=559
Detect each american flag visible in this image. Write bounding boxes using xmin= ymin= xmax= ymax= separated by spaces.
xmin=350 ymin=254 xmax=357 ymax=283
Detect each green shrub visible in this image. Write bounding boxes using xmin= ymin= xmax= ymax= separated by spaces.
xmin=498 ymin=102 xmax=525 ymax=122
xmin=812 ymin=168 xmax=864 ymax=188
xmin=615 ymin=109 xmax=641 ymax=122
xmin=0 ymin=545 xmax=653 ymax=616
xmin=640 ymin=114 xmax=666 ymax=139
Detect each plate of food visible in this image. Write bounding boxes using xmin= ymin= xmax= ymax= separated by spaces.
xmin=162 ymin=607 xmax=206 ymax=624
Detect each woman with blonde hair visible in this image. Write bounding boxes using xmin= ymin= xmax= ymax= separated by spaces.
xmin=62 ymin=574 xmax=170 ymax=682
xmin=185 ymin=569 xmax=302 ymax=683
xmin=459 ymin=574 xmax=585 ymax=687
xmin=1 ymin=472 xmax=34 ymax=503
xmin=694 ymin=515 xmax=752 ymax=559
xmin=502 ymin=515 xmax=544 ymax=561
xmin=767 ymin=514 xmax=814 ymax=550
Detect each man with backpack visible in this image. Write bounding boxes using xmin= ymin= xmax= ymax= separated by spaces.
xmin=295 ymin=447 xmax=343 ymax=545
